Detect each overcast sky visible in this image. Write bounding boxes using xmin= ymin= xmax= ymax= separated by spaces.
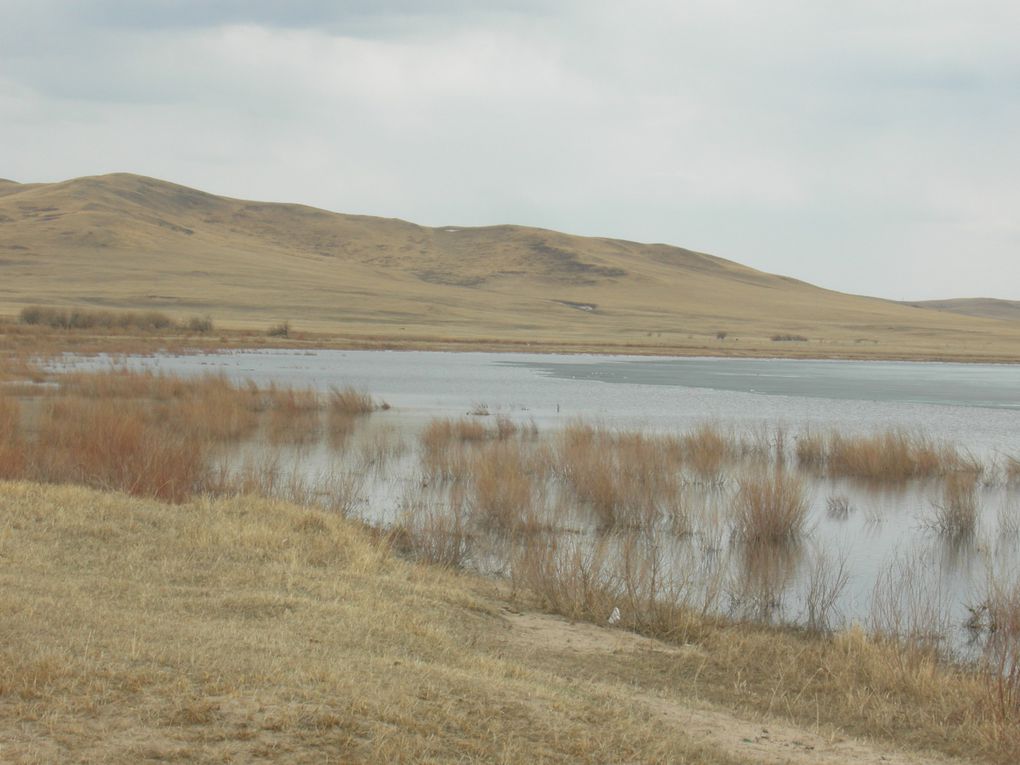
xmin=2 ymin=1 xmax=1018 ymax=300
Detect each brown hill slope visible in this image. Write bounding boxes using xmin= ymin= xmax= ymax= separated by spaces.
xmin=901 ymin=298 xmax=1020 ymax=323
xmin=1 ymin=172 xmax=1017 ymax=359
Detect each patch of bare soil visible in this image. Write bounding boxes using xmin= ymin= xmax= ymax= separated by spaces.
xmin=501 ymin=609 xmax=975 ymax=765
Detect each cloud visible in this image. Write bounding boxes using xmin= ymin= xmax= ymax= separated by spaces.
xmin=1 ymin=0 xmax=1018 ymax=299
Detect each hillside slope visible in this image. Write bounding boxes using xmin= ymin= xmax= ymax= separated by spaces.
xmin=1 ymin=173 xmax=1017 ymax=359
xmin=902 ymin=298 xmax=1020 ymax=323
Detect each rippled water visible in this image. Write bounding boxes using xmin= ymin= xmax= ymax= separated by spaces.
xmin=57 ymin=349 xmax=1020 ymax=653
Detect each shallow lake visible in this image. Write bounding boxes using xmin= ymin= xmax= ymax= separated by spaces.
xmin=56 ymin=350 xmax=1020 ymax=655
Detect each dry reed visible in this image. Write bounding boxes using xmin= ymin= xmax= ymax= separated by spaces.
xmin=797 ymin=428 xmax=981 ymax=482
xmin=731 ymin=468 xmax=809 ymax=543
xmin=929 ymin=471 xmax=980 ymax=537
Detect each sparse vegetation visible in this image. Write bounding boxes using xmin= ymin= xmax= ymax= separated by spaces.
xmin=18 ymin=304 xmax=216 ymax=334
xmin=928 ymin=471 xmax=980 ymax=537
xmin=266 ymin=320 xmax=290 ymax=337
xmin=771 ymin=333 xmax=809 ymax=342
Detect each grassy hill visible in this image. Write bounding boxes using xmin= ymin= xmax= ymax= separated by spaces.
xmin=1 ymin=172 xmax=1018 ymax=360
xmin=901 ymin=298 xmax=1020 ymax=323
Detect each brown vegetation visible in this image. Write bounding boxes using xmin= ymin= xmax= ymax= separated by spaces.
xmin=731 ymin=468 xmax=809 ymax=543
xmin=797 ymin=429 xmax=980 ymax=481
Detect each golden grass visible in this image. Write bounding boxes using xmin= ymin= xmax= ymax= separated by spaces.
xmin=797 ymin=429 xmax=980 ymax=481
xmin=0 ymin=392 xmax=24 ymax=479
xmin=0 ymin=482 xmax=746 ymax=764
xmin=469 ymin=440 xmax=539 ymax=533
xmin=731 ymin=468 xmax=809 ymax=543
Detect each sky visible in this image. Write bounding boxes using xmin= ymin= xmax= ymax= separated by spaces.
xmin=1 ymin=1 xmax=1018 ymax=301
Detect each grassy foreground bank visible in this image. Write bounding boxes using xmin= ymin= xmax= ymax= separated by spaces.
xmin=0 ymin=482 xmax=1008 ymax=764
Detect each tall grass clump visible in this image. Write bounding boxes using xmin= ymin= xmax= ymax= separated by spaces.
xmin=552 ymin=423 xmax=686 ymax=529
xmin=265 ymin=384 xmax=321 ymax=443
xmin=928 ymin=471 xmax=979 ymax=537
xmin=395 ymin=492 xmax=471 ymax=568
xmin=732 ymin=468 xmax=809 ymax=543
xmin=681 ymin=424 xmax=731 ymax=479
xmin=470 ymin=440 xmax=538 ymax=532
xmin=0 ymin=392 xmax=25 ymax=479
xmin=328 ymin=386 xmax=386 ymax=415
xmin=978 ymin=577 xmax=1020 ymax=722
xmin=32 ymin=397 xmax=206 ymax=502
xmin=807 ymin=429 xmax=980 ymax=482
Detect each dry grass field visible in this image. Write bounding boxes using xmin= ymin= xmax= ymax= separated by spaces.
xmin=1 ymin=172 xmax=1019 ymax=361
xmin=0 ymin=482 xmax=1009 ymax=765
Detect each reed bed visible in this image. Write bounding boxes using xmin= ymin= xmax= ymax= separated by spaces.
xmin=328 ymin=385 xmax=387 ymax=415
xmin=796 ymin=428 xmax=981 ymax=481
xmin=928 ymin=471 xmax=980 ymax=537
xmin=469 ymin=440 xmax=541 ymax=533
xmin=30 ymin=397 xmax=207 ymax=502
xmin=681 ymin=423 xmax=732 ymax=478
xmin=731 ymin=468 xmax=809 ymax=543
xmin=553 ymin=423 xmax=687 ymax=529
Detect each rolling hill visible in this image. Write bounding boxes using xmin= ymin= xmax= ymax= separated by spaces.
xmin=1 ymin=172 xmax=1018 ymax=360
xmin=901 ymin=298 xmax=1020 ymax=323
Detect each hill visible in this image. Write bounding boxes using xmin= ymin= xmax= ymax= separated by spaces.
xmin=901 ymin=298 xmax=1020 ymax=323
xmin=1 ymin=172 xmax=1018 ymax=360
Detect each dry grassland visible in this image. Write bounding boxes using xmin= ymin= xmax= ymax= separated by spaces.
xmin=0 ymin=482 xmax=1005 ymax=765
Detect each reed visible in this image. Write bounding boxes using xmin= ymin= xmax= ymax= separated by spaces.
xmin=681 ymin=423 xmax=731 ymax=479
xmin=31 ymin=397 xmax=206 ymax=502
xmin=1007 ymin=456 xmax=1020 ymax=484
xmin=327 ymin=385 xmax=384 ymax=415
xmin=929 ymin=471 xmax=980 ymax=537
xmin=0 ymin=392 xmax=24 ymax=479
xmin=396 ymin=491 xmax=471 ymax=568
xmin=803 ymin=429 xmax=981 ymax=481
xmin=794 ymin=430 xmax=827 ymax=471
xmin=731 ymin=468 xmax=809 ymax=543
xmin=470 ymin=441 xmax=538 ymax=533
xmin=265 ymin=384 xmax=322 ymax=443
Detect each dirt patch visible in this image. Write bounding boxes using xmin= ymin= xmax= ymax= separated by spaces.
xmin=501 ymin=609 xmax=975 ymax=765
